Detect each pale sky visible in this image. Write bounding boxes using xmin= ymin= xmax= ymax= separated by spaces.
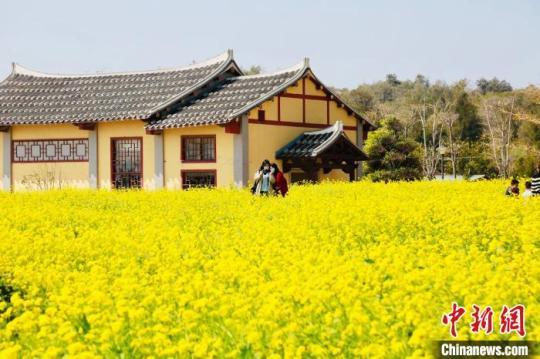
xmin=1 ymin=0 xmax=539 ymax=89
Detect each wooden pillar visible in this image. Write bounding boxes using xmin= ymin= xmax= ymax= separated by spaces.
xmin=349 ymin=168 xmax=355 ymax=182
xmin=88 ymin=128 xmax=98 ymax=189
xmin=154 ymin=132 xmax=164 ymax=189
xmin=75 ymin=123 xmax=98 ymax=189
xmin=356 ymin=121 xmax=364 ymax=180
xmin=233 ymin=115 xmax=249 ymax=187
xmin=144 ymin=128 xmax=165 ymax=190
xmin=1 ymin=127 xmax=11 ymax=191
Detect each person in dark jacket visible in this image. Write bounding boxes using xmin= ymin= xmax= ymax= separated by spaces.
xmin=505 ymin=178 xmax=520 ymax=197
xmin=531 ymin=163 xmax=540 ymax=196
xmin=271 ymin=163 xmax=288 ymax=197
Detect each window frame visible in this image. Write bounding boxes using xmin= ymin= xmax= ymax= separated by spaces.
xmin=181 ymin=169 xmax=217 ymax=189
xmin=181 ymin=135 xmax=217 ymax=163
xmin=11 ymin=138 xmax=90 ymax=163
xmin=110 ymin=136 xmax=144 ymax=189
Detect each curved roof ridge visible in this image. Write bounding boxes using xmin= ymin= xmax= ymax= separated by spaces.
xmin=10 ymin=50 xmax=233 ymax=79
xmin=234 ymin=58 xmax=309 ymax=79
xmin=310 ymin=121 xmax=344 ymax=156
xmin=305 ymin=120 xmax=342 ymax=136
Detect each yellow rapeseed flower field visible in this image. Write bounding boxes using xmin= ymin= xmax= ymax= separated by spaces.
xmin=0 ymin=181 xmax=538 ymax=358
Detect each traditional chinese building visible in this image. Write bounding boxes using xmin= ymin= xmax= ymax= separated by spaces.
xmin=0 ymin=50 xmax=373 ymax=190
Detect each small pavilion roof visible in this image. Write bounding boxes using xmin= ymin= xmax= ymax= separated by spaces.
xmin=275 ymin=121 xmax=368 ymax=160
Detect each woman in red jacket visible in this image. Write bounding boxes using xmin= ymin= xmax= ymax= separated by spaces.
xmin=271 ymin=163 xmax=288 ymax=197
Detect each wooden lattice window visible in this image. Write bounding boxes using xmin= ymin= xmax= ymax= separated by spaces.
xmin=12 ymin=139 xmax=89 ymax=163
xmin=111 ymin=137 xmax=142 ymax=189
xmin=181 ymin=136 xmax=216 ymax=162
xmin=181 ymin=170 xmax=216 ymax=189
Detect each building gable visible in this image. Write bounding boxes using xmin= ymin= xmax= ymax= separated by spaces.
xmin=248 ymin=74 xmax=369 ymax=131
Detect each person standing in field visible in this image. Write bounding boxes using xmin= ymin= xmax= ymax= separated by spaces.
xmin=271 ymin=163 xmax=288 ymax=197
xmin=252 ymin=159 xmax=275 ymax=196
xmin=505 ymin=179 xmax=520 ymax=197
xmin=532 ymin=163 xmax=540 ymax=196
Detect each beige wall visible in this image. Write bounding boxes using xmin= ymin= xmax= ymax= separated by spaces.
xmin=3 ymin=121 xmax=238 ymax=191
xmin=11 ymin=124 xmax=90 ymax=190
xmin=163 ymin=125 xmax=235 ymax=189
xmin=280 ymin=97 xmax=303 ymax=122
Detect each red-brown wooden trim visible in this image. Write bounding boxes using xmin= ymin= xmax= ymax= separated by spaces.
xmin=110 ymin=136 xmax=144 ymax=189
xmin=224 ymin=120 xmax=241 ymax=134
xmin=11 ymin=137 xmax=88 ymax=142
xmin=279 ymin=93 xmax=329 ymax=101
xmin=11 ymin=137 xmax=90 ymax=163
xmin=0 ymin=126 xmax=10 ymax=133
xmin=75 ymin=123 xmax=96 ymax=131
xmin=181 ymin=169 xmax=217 ymax=188
xmin=326 ymin=99 xmax=330 ymax=125
xmin=302 ymin=78 xmax=306 ymax=123
xmin=181 ymin=135 xmax=217 ymax=163
xmin=145 ymin=128 xmax=163 ymax=135
xmin=248 ymin=118 xmax=356 ymax=131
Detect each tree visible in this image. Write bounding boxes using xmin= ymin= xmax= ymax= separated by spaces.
xmin=338 ymin=86 xmax=375 ymax=114
xmin=455 ymin=91 xmax=483 ymax=142
xmin=479 ymin=94 xmax=518 ymax=178
xmin=386 ymin=73 xmax=401 ymax=86
xmin=336 ymin=74 xmax=535 ymax=180
xmin=456 ymin=142 xmax=498 ymax=178
xmin=442 ymin=81 xmax=471 ymax=178
xmin=364 ymin=118 xmax=423 ymax=181
xmin=476 ymin=77 xmax=513 ymax=95
xmin=243 ymin=65 xmax=262 ymax=75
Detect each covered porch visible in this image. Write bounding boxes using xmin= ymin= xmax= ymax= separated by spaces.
xmin=275 ymin=121 xmax=368 ymax=182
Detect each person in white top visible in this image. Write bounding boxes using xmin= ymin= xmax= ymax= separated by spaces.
xmin=522 ymin=181 xmax=533 ymax=198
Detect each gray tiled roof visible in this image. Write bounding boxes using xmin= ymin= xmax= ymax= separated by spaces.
xmin=146 ymin=62 xmax=306 ymax=130
xmin=275 ymin=121 xmax=368 ymax=159
xmin=0 ymin=51 xmax=235 ymax=125
xmin=0 ymin=51 xmax=373 ymax=131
